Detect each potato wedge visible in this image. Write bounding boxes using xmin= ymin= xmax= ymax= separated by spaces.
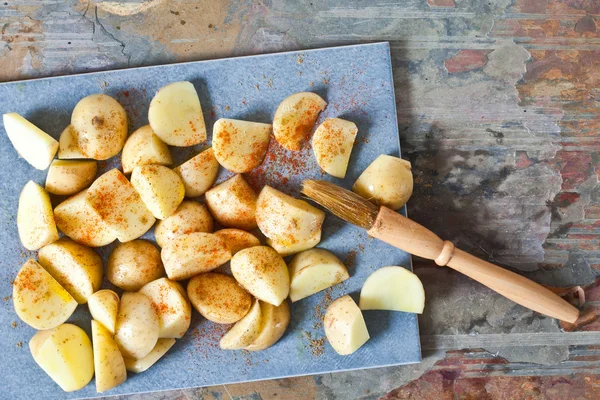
xmin=273 ymin=92 xmax=327 ymax=151
xmin=139 ymin=278 xmax=191 ymax=338
xmin=38 ymin=238 xmax=103 ymax=304
xmin=131 ymin=164 xmax=185 ymax=220
xmin=187 ymin=272 xmax=251 ymax=324
xmin=13 ymin=259 xmax=77 ymax=330
xmin=312 ymin=118 xmax=357 ymax=178
xmin=212 ymin=118 xmax=271 ymax=173
xmin=324 ymin=295 xmax=369 ymax=355
xmin=289 ymin=249 xmax=349 ymax=302
xmin=107 ymin=240 xmax=164 ymax=291
xmin=352 ymin=155 xmax=413 ymax=210
xmin=54 ymin=190 xmax=117 ymax=247
xmin=359 ymin=266 xmax=425 ymax=313
xmin=161 ymin=232 xmax=231 ymax=280
xmin=121 ymin=125 xmax=172 ymax=174
xmin=58 ymin=125 xmax=85 ymax=159
xmin=17 ymin=180 xmax=59 ymax=250
xmin=215 ymin=229 xmax=260 ymax=255
xmin=245 ymin=300 xmax=290 ymax=351
xmin=115 ymin=292 xmax=160 ymax=359
xmin=155 ymin=201 xmax=214 ymax=248
xmin=256 ymin=185 xmax=324 ymax=246
xmin=88 ymin=289 xmax=120 ymax=334
xmin=92 ymin=320 xmax=127 ymax=393
xmin=71 ymin=94 xmax=128 ymax=160
xmin=3 ymin=112 xmax=58 ymax=170
xmin=148 ymin=81 xmax=207 ymax=146
xmin=45 ymin=159 xmax=97 ymax=196
xmin=173 ymin=147 xmax=219 ymax=197
xmin=220 ymin=298 xmax=262 ymax=350
xmin=231 ymin=246 xmax=289 ymax=306
xmin=29 ymin=324 xmax=94 ymax=392
xmin=205 ymin=174 xmax=258 ymax=230
xmin=85 ymin=169 xmax=155 ymax=242
xmin=266 ymin=231 xmax=320 ymax=257
xmin=124 ymin=338 xmax=176 ymax=373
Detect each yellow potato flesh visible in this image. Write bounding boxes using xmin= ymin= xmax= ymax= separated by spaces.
xmin=3 ymin=112 xmax=58 ymax=170
xmin=289 ymin=249 xmax=349 ymax=302
xmin=17 ymin=180 xmax=59 ymax=251
xmin=266 ymin=230 xmax=321 ymax=257
xmin=220 ymin=298 xmax=262 ymax=350
xmin=359 ymin=266 xmax=425 ymax=313
xmin=212 ymin=118 xmax=272 ymax=173
xmin=92 ymin=320 xmax=127 ymax=393
xmin=214 ymin=229 xmax=260 ymax=255
xmin=245 ymin=300 xmax=290 ymax=351
xmin=139 ymin=278 xmax=191 ymax=338
xmin=124 ymin=338 xmax=176 ymax=373
xmin=154 ymin=201 xmax=214 ymax=248
xmin=205 ymin=174 xmax=258 ymax=230
xmin=121 ymin=125 xmax=172 ymax=174
xmin=173 ymin=147 xmax=219 ymax=197
xmin=131 ymin=164 xmax=185 ymax=220
xmin=88 ymin=289 xmax=120 ymax=334
xmin=272 ymin=92 xmax=327 ymax=151
xmin=324 ymin=295 xmax=369 ymax=356
xmin=312 ymin=118 xmax=357 ymax=178
xmin=45 ymin=159 xmax=97 ymax=196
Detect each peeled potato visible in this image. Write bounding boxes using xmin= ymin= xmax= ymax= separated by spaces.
xmin=231 ymin=246 xmax=289 ymax=306
xmin=173 ymin=147 xmax=219 ymax=197
xmin=205 ymin=174 xmax=258 ymax=230
xmin=88 ymin=289 xmax=120 ymax=334
xmin=212 ymin=118 xmax=271 ymax=173
xmin=266 ymin=231 xmax=321 ymax=257
xmin=115 ymin=292 xmax=160 ymax=359
xmin=121 ymin=125 xmax=172 ymax=174
xmin=58 ymin=125 xmax=85 ymax=159
xmin=187 ymin=272 xmax=251 ymax=324
xmin=3 ymin=112 xmax=58 ymax=170
xmin=161 ymin=232 xmax=231 ymax=280
xmin=359 ymin=266 xmax=425 ymax=313
xmin=148 ymin=81 xmax=207 ymax=146
xmin=107 ymin=240 xmax=164 ymax=291
xmin=71 ymin=94 xmax=128 ymax=160
xmin=215 ymin=229 xmax=260 ymax=255
xmin=38 ymin=238 xmax=103 ymax=304
xmin=289 ymin=249 xmax=349 ymax=302
xmin=245 ymin=300 xmax=290 ymax=351
xmin=220 ymin=298 xmax=262 ymax=350
xmin=312 ymin=118 xmax=357 ymax=178
xmin=85 ymin=169 xmax=155 ymax=242
xmin=17 ymin=181 xmax=59 ymax=251
xmin=273 ymin=92 xmax=327 ymax=151
xmin=54 ymin=190 xmax=117 ymax=247
xmin=154 ymin=201 xmax=214 ymax=248
xmin=29 ymin=324 xmax=94 ymax=392
xmin=131 ymin=164 xmax=185 ymax=220
xmin=324 ymin=295 xmax=369 ymax=355
xmin=124 ymin=338 xmax=176 ymax=373
xmin=352 ymin=155 xmax=413 ymax=210
xmin=45 ymin=159 xmax=97 ymax=196
xmin=139 ymin=278 xmax=191 ymax=338
xmin=92 ymin=320 xmax=127 ymax=393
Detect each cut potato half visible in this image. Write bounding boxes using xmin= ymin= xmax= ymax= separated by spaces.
xmin=273 ymin=92 xmax=327 ymax=151
xmin=324 ymin=295 xmax=369 ymax=355
xmin=154 ymin=201 xmax=213 ymax=248
xmin=215 ymin=229 xmax=260 ymax=255
xmin=121 ymin=125 xmax=172 ymax=174
xmin=3 ymin=112 xmax=58 ymax=170
xmin=115 ymin=292 xmax=160 ymax=359
xmin=162 ymin=232 xmax=231 ymax=280
xmin=58 ymin=125 xmax=85 ymax=159
xmin=92 ymin=320 xmax=127 ymax=393
xmin=245 ymin=300 xmax=290 ymax=351
xmin=220 ymin=298 xmax=262 ymax=350
xmin=140 ymin=278 xmax=191 ymax=338
xmin=312 ymin=118 xmax=357 ymax=178
xmin=359 ymin=266 xmax=425 ymax=313
xmin=88 ymin=289 xmax=120 ymax=334
xmin=124 ymin=338 xmax=176 ymax=373
xmin=205 ymin=174 xmax=258 ymax=230
xmin=213 ymin=118 xmax=271 ymax=173
xmin=45 ymin=159 xmax=97 ymax=196
xmin=131 ymin=164 xmax=185 ymax=220
xmin=173 ymin=147 xmax=219 ymax=197
xmin=266 ymin=231 xmax=320 ymax=257
xmin=107 ymin=240 xmax=164 ymax=291
xmin=289 ymin=249 xmax=349 ymax=302
xmin=17 ymin=180 xmax=59 ymax=251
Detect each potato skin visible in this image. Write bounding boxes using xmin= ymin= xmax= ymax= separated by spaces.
xmin=154 ymin=201 xmax=214 ymax=248
xmin=205 ymin=174 xmax=258 ymax=230
xmin=114 ymin=292 xmax=160 ymax=359
xmin=107 ymin=240 xmax=165 ymax=291
xmin=174 ymin=148 xmax=219 ymax=198
xmin=121 ymin=125 xmax=172 ymax=174
xmin=214 ymin=229 xmax=260 ymax=255
xmin=245 ymin=300 xmax=290 ymax=351
xmin=273 ymin=92 xmax=327 ymax=151
xmin=45 ymin=159 xmax=97 ymax=196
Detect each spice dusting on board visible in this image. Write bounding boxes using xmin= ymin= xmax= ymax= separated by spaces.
xmin=303 ymin=331 xmax=325 ymax=357
xmin=313 ymin=287 xmax=335 ymax=330
xmin=190 ymin=322 xmax=231 ymax=358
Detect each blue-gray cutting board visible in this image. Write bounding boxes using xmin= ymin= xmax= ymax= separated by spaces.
xmin=0 ymin=42 xmax=420 ymax=399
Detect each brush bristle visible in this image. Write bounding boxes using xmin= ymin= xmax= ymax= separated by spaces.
xmin=301 ymin=180 xmax=379 ymax=230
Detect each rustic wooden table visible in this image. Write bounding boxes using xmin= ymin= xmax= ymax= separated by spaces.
xmin=3 ymin=1 xmax=600 ymax=399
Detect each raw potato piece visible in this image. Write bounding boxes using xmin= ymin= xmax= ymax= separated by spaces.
xmin=17 ymin=181 xmax=59 ymax=250
xmin=13 ymin=259 xmax=78 ymax=330
xmin=29 ymin=324 xmax=94 ymax=392
xmin=188 ymin=272 xmax=251 ymax=324
xmin=174 ymin=148 xmax=219 ymax=197
xmin=220 ymin=298 xmax=262 ymax=350
xmin=58 ymin=125 xmax=85 ymax=159
xmin=205 ymin=174 xmax=258 ymax=230
xmin=121 ymin=125 xmax=172 ymax=174
xmin=154 ymin=201 xmax=213 ymax=248
xmin=107 ymin=240 xmax=164 ymax=291
xmin=71 ymin=94 xmax=128 ymax=160
xmin=85 ymin=169 xmax=156 ymax=242
xmin=124 ymin=338 xmax=176 ymax=373
xmin=54 ymin=190 xmax=117 ymax=247
xmin=45 ymin=159 xmax=97 ymax=195
xmin=38 ymin=238 xmax=103 ymax=304
xmin=148 ymin=81 xmax=207 ymax=146
xmin=88 ymin=289 xmax=120 ymax=334
xmin=131 ymin=165 xmax=185 ymax=220
xmin=212 ymin=118 xmax=271 ymax=173
xmin=273 ymin=92 xmax=327 ymax=151
xmin=289 ymin=249 xmax=349 ymax=302
xmin=324 ymin=295 xmax=369 ymax=355
xmin=231 ymin=246 xmax=290 ymax=306
xmin=359 ymin=266 xmax=425 ymax=313
xmin=115 ymin=292 xmax=160 ymax=359
xmin=352 ymin=155 xmax=413 ymax=210
xmin=92 ymin=320 xmax=127 ymax=393
xmin=215 ymin=229 xmax=260 ymax=255
xmin=162 ymin=232 xmax=231 ymax=280
xmin=266 ymin=231 xmax=321 ymax=257
xmin=140 ymin=278 xmax=191 ymax=338
xmin=312 ymin=118 xmax=358 ymax=178
xmin=3 ymin=113 xmax=58 ymax=170
xmin=245 ymin=301 xmax=290 ymax=351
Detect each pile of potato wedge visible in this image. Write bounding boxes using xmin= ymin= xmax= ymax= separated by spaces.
xmin=5 ymin=80 xmax=424 ymax=394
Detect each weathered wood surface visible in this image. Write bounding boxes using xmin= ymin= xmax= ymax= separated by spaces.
xmin=2 ymin=0 xmax=600 ymax=399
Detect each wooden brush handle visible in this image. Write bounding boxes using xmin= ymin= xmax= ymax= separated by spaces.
xmin=367 ymin=207 xmax=579 ymax=323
